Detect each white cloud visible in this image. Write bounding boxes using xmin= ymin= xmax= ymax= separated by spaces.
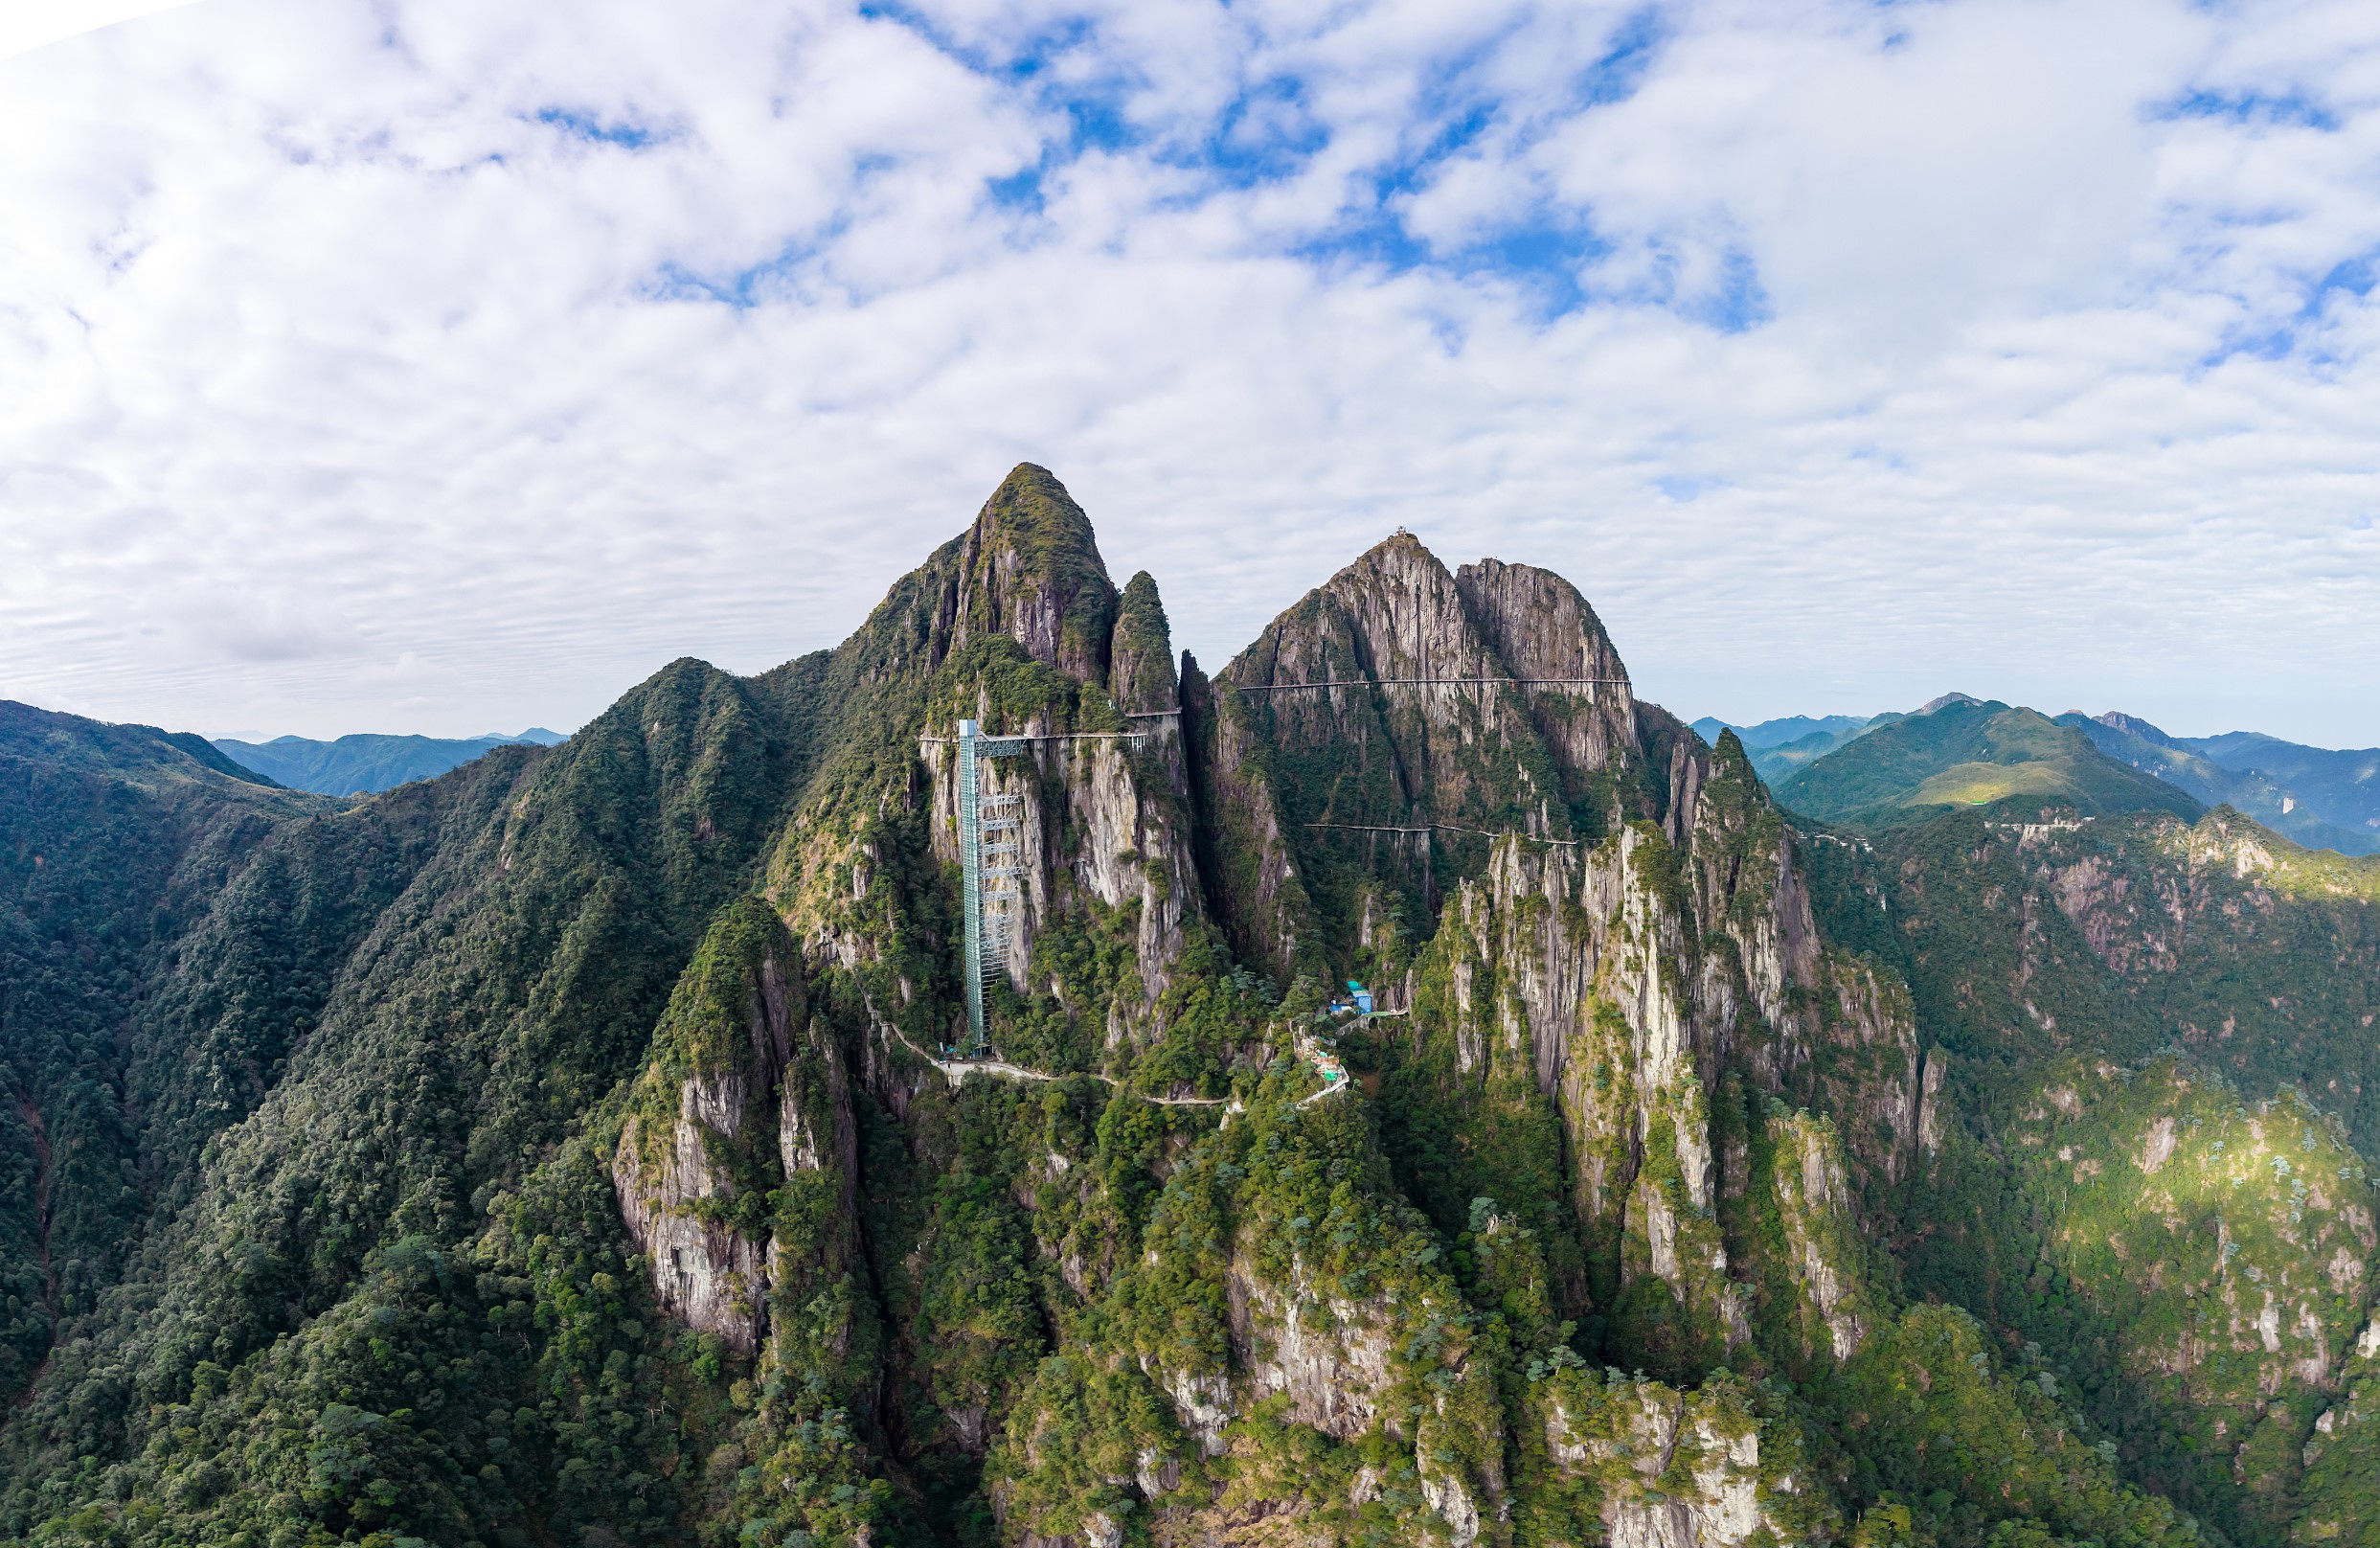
xmin=0 ymin=0 xmax=200 ymax=60
xmin=0 ymin=0 xmax=2376 ymax=745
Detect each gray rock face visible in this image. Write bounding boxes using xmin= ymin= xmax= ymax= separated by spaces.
xmin=1768 ymin=1114 xmax=1870 ymax=1361
xmin=611 ymin=920 xmax=856 ymax=1361
xmin=1374 ymin=623 xmax=1912 ymax=1354
xmin=1172 ymin=527 xmax=1923 ymax=1367
xmin=1197 ymin=534 xmax=1656 ymax=979
xmin=613 ymin=1067 xmax=773 ymax=1354
xmin=878 ymin=463 xmax=1121 ymax=684
xmin=1455 ymin=556 xmax=1643 ymax=803
xmin=781 ymin=466 xmax=1209 ymax=1058
xmin=1546 ymin=1377 xmax=1803 ymax=1548
xmin=1225 ymin=1250 xmax=1394 ymax=1440
xmin=919 ymin=717 xmax=1202 ymax=1044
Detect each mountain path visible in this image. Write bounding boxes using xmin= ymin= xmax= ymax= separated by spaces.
xmin=889 ymin=1024 xmax=1352 ymax=1108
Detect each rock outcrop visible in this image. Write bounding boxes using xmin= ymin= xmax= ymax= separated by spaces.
xmin=611 ymin=898 xmax=858 ymax=1358
xmin=918 ymin=721 xmax=1201 ymax=1044
xmin=856 ymin=462 xmax=1122 ymax=686
xmin=1195 ymin=534 xmax=1662 ymax=981
xmin=1540 ymin=1371 xmax=1817 ymax=1548
xmin=764 ymin=464 xmax=1207 ymax=1055
xmin=1392 ymin=743 xmax=1910 ymax=1372
xmin=1762 ymin=1112 xmax=1871 ymax=1362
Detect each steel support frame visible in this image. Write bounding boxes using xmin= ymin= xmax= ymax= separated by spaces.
xmin=956 ymin=719 xmax=1025 ymax=1057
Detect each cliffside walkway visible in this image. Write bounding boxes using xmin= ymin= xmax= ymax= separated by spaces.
xmin=1302 ymin=820 xmax=1587 ymax=849
xmin=1293 ymin=1031 xmax=1350 ymax=1106
xmin=1234 ymin=676 xmax=1627 ymax=693
xmin=889 ymin=1025 xmax=1350 ymax=1109
xmin=889 ymin=1024 xmax=1233 ymax=1105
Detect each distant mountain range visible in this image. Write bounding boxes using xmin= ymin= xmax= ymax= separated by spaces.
xmin=2061 ymin=713 xmax=2380 ymax=854
xmin=1698 ymin=700 xmax=2380 ymax=854
xmin=213 ymin=728 xmax=567 ymax=795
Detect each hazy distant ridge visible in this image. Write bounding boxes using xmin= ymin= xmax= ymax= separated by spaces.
xmin=2060 ymin=713 xmax=2380 ymax=855
xmin=214 ymin=728 xmax=566 ymax=795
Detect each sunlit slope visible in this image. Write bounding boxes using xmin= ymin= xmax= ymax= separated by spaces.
xmin=1802 ymin=795 xmax=2380 ymax=1546
xmin=1777 ymin=698 xmax=2202 ymax=826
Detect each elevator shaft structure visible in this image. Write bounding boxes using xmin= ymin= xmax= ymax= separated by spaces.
xmin=957 ymin=719 xmax=1027 ymax=1057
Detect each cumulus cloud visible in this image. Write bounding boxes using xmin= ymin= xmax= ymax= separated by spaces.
xmin=0 ymin=0 xmax=2375 ymax=743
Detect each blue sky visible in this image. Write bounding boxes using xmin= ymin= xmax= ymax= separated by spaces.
xmin=2 ymin=0 xmax=2377 ymax=743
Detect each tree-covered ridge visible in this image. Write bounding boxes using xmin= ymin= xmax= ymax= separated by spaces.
xmin=0 ymin=701 xmax=294 ymax=795
xmin=0 ymin=467 xmax=2372 ymax=1548
xmin=0 ymin=656 xmax=812 ymax=1542
xmin=1776 ymin=700 xmax=2202 ymax=829
xmin=0 ymin=701 xmax=343 ymax=1399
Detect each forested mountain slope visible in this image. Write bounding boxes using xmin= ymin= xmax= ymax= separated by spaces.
xmin=1806 ymin=806 xmax=2380 ymax=1545
xmin=1776 ymin=698 xmax=2202 ymax=828
xmin=0 ymin=468 xmax=2369 ymax=1548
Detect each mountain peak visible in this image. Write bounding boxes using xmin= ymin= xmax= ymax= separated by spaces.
xmin=1202 ymin=536 xmax=1666 ymax=974
xmin=975 ymin=463 xmax=1111 ymax=590
xmin=1326 ymin=526 xmax=1449 ymax=590
xmin=2091 ymin=710 xmax=2177 ymax=747
xmin=842 ymin=464 xmax=1121 ymax=686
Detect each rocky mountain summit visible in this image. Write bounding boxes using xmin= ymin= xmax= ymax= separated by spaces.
xmin=0 ymin=467 xmax=2372 ymax=1548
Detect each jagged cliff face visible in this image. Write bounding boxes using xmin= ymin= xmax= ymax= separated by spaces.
xmin=852 ymin=464 xmax=1122 ymax=686
xmin=760 ymin=466 xmax=1207 ymax=1058
xmin=1194 ymin=535 xmax=1658 ymax=982
xmin=611 ymin=898 xmax=859 ymax=1360
xmin=1762 ymin=1112 xmax=1873 ymax=1362
xmin=914 ymin=732 xmax=1199 ymax=1042
xmin=1370 ymin=720 xmax=1918 ymax=1377
xmin=1539 ymin=1371 xmax=1814 ymax=1548
xmin=1417 ymin=826 xmax=1750 ymax=1356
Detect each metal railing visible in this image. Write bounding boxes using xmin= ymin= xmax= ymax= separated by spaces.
xmin=1235 ymin=676 xmax=1627 ymax=693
